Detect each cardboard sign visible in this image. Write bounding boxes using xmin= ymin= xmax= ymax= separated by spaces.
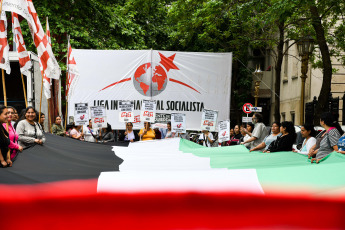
xmin=90 ymin=106 xmax=107 ymax=128
xmin=154 ymin=113 xmax=171 ymax=124
xmin=140 ymin=100 xmax=156 ymax=123
xmin=242 ymin=117 xmax=253 ymax=123
xmin=200 ymin=109 xmax=218 ymax=132
xmin=118 ymin=101 xmax=134 ymax=122
xmin=218 ymin=120 xmax=230 ymax=143
xmin=171 ymin=113 xmax=186 ymax=133
xmin=74 ymin=103 xmax=89 ymax=125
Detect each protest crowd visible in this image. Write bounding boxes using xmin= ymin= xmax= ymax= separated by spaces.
xmin=1 ymin=102 xmax=345 ymax=168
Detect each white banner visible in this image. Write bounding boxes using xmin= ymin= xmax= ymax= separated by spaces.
xmin=140 ymin=99 xmax=156 ymax=123
xmin=68 ymin=50 xmax=232 ymax=130
xmin=218 ymin=120 xmax=230 ymax=142
xmin=201 ymin=109 xmax=218 ymax=132
xmin=119 ymin=101 xmax=134 ymax=122
xmin=74 ymin=103 xmax=89 ymax=126
xmin=171 ymin=113 xmax=186 ymax=133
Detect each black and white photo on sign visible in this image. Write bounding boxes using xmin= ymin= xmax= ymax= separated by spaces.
xmin=74 ymin=103 xmax=89 ymax=125
xmin=171 ymin=113 xmax=186 ymax=133
xmin=200 ymin=109 xmax=218 ymax=132
xmin=218 ymin=120 xmax=230 ymax=142
xmin=140 ymin=100 xmax=156 ymax=123
xmin=154 ymin=113 xmax=171 ymax=124
xmin=119 ymin=101 xmax=135 ymax=122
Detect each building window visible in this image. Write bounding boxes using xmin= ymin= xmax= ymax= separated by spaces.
xmin=283 ymin=41 xmax=289 ymax=82
xmin=290 ymin=112 xmax=295 ymax=125
xmin=281 ymin=113 xmax=286 ymax=122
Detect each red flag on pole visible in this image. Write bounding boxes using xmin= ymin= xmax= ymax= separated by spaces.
xmin=0 ymin=11 xmax=10 ymax=74
xmin=12 ymin=12 xmax=32 ymax=77
xmin=66 ymin=37 xmax=79 ymax=99
xmin=42 ymin=16 xmax=51 ymax=99
xmin=26 ymin=0 xmax=60 ymax=80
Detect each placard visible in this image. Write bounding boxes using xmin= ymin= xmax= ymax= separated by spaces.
xmin=218 ymin=120 xmax=230 ymax=143
xmin=91 ymin=116 xmax=107 ymax=129
xmin=74 ymin=103 xmax=89 ymax=125
xmin=200 ymin=109 xmax=218 ymax=132
xmin=118 ymin=101 xmax=134 ymax=122
xmin=171 ymin=113 xmax=186 ymax=133
xmin=242 ymin=117 xmax=253 ymax=123
xmin=140 ymin=100 xmax=156 ymax=123
xmin=155 ymin=113 xmax=171 ymax=124
xmin=90 ymin=106 xmax=107 ymax=128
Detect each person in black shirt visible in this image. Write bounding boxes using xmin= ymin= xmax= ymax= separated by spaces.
xmin=118 ymin=122 xmax=139 ymax=142
xmin=0 ymin=105 xmax=11 ymax=167
xmin=229 ymin=125 xmax=243 ymax=145
xmin=266 ymin=121 xmax=296 ymax=152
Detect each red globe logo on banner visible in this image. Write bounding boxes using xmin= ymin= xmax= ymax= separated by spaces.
xmin=133 ymin=61 xmax=169 ymax=96
xmin=99 ymin=52 xmax=200 ymax=95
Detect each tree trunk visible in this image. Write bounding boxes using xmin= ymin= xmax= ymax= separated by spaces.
xmin=309 ymin=5 xmax=333 ymax=125
xmin=274 ymin=21 xmax=284 ymax=122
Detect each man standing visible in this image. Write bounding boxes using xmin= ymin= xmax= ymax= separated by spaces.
xmin=241 ymin=113 xmax=268 ymax=149
xmin=198 ymin=130 xmax=214 ymax=147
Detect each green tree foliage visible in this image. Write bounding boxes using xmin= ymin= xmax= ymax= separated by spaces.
xmin=8 ymin=0 xmax=345 ymax=123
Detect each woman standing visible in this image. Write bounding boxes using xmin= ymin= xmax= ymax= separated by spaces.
xmin=97 ymin=123 xmax=114 ymax=143
xmin=293 ymin=124 xmax=316 ymax=155
xmin=266 ymin=121 xmax=296 ymax=153
xmin=51 ymin=116 xmax=65 ymax=136
xmin=228 ymin=125 xmax=243 ymax=145
xmin=84 ymin=119 xmax=98 ymax=142
xmin=16 ymin=106 xmax=46 ymax=149
xmin=309 ymin=112 xmax=343 ymax=163
xmin=241 ymin=123 xmax=255 ymax=149
xmin=0 ymin=105 xmax=11 ymax=167
xmin=250 ymin=122 xmax=281 ymax=152
xmin=139 ymin=122 xmax=155 ymax=141
xmin=70 ymin=123 xmax=84 ymax=140
xmin=2 ymin=106 xmax=23 ymax=160
xmin=165 ymin=122 xmax=176 ymax=139
xmin=119 ymin=122 xmax=139 ymax=142
xmin=39 ymin=113 xmax=45 ymax=132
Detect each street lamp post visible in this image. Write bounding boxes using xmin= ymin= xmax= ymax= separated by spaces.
xmin=253 ymin=66 xmax=264 ymax=107
xmin=297 ymin=36 xmax=314 ymax=125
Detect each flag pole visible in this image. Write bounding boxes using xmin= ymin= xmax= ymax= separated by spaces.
xmin=45 ymin=16 xmax=52 ymax=132
xmin=64 ymin=35 xmax=69 ymax=132
xmin=47 ymin=98 xmax=52 ymax=132
xmin=38 ymin=73 xmax=43 ymax=123
xmin=0 ymin=0 xmax=5 ymax=107
xmin=21 ymin=73 xmax=28 ymax=107
xmin=1 ymin=69 xmax=6 ymax=106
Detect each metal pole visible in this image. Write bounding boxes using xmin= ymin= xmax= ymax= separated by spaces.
xmin=1 ymin=69 xmax=6 ymax=106
xmin=21 ymin=73 xmax=28 ymax=107
xmin=300 ymin=54 xmax=308 ymax=125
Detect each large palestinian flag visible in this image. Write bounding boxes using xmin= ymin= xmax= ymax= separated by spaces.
xmin=1 ymin=135 xmax=345 ymax=229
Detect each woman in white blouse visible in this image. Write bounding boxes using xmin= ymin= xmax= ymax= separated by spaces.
xmin=294 ymin=124 xmax=316 ymax=155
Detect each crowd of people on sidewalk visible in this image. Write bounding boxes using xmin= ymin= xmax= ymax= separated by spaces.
xmin=220 ymin=112 xmax=345 ymax=163
xmin=1 ymin=103 xmax=345 ymax=168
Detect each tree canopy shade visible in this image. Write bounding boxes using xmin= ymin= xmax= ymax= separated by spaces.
xmin=6 ymin=0 xmax=345 ymax=123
